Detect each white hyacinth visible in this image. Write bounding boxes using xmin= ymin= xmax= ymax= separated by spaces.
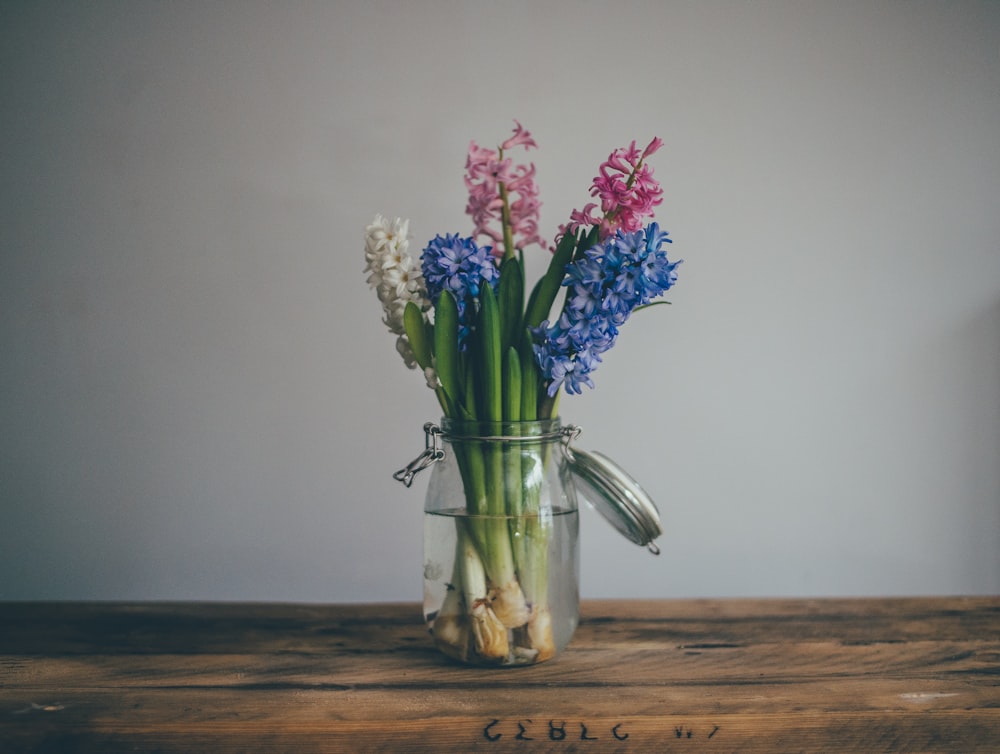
xmin=364 ymin=214 xmax=433 ymax=374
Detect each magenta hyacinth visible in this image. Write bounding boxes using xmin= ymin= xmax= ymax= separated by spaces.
xmin=567 ymin=137 xmax=664 ymax=241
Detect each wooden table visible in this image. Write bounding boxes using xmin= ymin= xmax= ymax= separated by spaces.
xmin=1 ymin=598 xmax=998 ymax=752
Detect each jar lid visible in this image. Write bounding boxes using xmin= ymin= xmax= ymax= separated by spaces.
xmin=566 ymin=446 xmax=663 ymax=554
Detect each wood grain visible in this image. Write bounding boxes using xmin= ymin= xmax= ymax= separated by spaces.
xmin=1 ymin=598 xmax=997 ymax=752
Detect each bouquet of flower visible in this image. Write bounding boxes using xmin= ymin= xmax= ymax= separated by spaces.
xmin=365 ymin=122 xmax=681 ymax=663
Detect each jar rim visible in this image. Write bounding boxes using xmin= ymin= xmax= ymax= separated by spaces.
xmin=439 ymin=417 xmax=565 ymax=442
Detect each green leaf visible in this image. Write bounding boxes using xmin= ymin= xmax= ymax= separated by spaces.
xmin=462 ymin=362 xmax=477 ymax=420
xmin=523 ymin=278 xmax=542 ymax=329
xmin=525 ymin=230 xmax=577 ymax=329
xmin=497 ymin=257 xmax=524 ymax=356
xmin=503 ymin=347 xmax=522 ymax=422
xmin=479 ymin=284 xmax=503 ymax=422
xmin=433 ymin=291 xmax=462 ymax=409
xmin=538 ymin=389 xmax=559 ymax=421
xmin=579 ymin=225 xmax=600 ymax=255
xmin=518 ymin=331 xmax=539 ymax=421
xmin=633 ymin=300 xmax=673 ymax=313
xmin=403 ymin=302 xmax=432 ymax=370
xmin=434 ymin=386 xmax=455 ymax=418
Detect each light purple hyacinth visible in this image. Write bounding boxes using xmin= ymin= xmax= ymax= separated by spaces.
xmin=421 ymin=233 xmax=499 ymax=351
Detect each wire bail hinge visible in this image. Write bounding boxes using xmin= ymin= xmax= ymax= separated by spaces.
xmin=393 ymin=423 xmax=444 ymax=487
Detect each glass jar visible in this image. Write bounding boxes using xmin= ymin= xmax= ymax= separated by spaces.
xmin=396 ymin=417 xmax=663 ymax=666
xmin=419 ymin=418 xmax=579 ymax=666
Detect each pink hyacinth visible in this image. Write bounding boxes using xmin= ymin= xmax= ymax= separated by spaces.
xmin=501 ymin=120 xmax=538 ymax=151
xmin=565 ymin=136 xmax=664 ymax=241
xmin=465 ymin=120 xmax=544 ymax=257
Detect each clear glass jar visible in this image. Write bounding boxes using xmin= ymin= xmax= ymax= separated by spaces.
xmin=421 ymin=418 xmax=579 ymax=666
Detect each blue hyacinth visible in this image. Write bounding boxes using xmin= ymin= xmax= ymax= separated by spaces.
xmin=533 ymin=223 xmax=681 ymax=396
xmin=421 ymin=233 xmax=499 ymax=351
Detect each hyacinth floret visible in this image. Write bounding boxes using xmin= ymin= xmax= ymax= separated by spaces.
xmin=364 ymin=214 xmax=431 ymax=370
xmin=533 ymin=222 xmax=681 ymax=396
xmin=565 ymin=136 xmax=664 ymax=242
xmin=421 ymin=233 xmax=500 ymax=350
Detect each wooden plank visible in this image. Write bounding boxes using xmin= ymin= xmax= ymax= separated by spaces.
xmin=3 ymin=598 xmax=998 ymax=650
xmin=3 ymin=639 xmax=996 ymax=695
xmin=1 ymin=598 xmax=998 ymax=752
xmin=3 ymin=707 xmax=999 ymax=753
xmin=2 ymin=680 xmax=998 ymax=721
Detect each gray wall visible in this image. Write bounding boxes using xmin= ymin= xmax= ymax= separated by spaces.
xmin=2 ymin=1 xmax=998 ymax=602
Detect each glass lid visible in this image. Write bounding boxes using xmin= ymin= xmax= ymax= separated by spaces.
xmin=566 ymin=446 xmax=663 ymax=554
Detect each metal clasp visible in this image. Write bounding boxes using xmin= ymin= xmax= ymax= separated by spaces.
xmin=560 ymin=424 xmax=582 ymax=457
xmin=393 ymin=423 xmax=444 ymax=487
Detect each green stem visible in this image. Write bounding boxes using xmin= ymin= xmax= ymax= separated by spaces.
xmin=449 ymin=428 xmax=527 ymax=629
xmin=498 ymin=181 xmax=516 ymax=262
xmin=496 ymin=145 xmax=516 ymax=262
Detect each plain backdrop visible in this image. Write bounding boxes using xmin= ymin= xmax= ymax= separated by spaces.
xmin=2 ymin=1 xmax=998 ymax=602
